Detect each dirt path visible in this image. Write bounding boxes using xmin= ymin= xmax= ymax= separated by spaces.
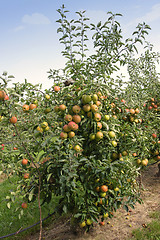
xmin=24 ymin=163 xmax=160 ymax=240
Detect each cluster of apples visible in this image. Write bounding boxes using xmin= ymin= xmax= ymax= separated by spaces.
xmin=0 ymin=90 xmax=9 ymax=101
xmin=37 ymin=121 xmax=50 ymax=133
xmin=145 ymin=97 xmax=160 ymax=111
xmin=22 ymin=103 xmax=37 ymax=112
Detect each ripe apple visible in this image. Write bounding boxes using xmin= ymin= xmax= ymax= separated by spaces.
xmin=111 ymin=141 xmax=117 ymax=147
xmin=24 ymin=173 xmax=29 ymax=179
xmin=72 ymin=115 xmax=81 ymax=123
xmin=152 ymin=133 xmax=157 ymax=138
xmin=22 ymin=159 xmax=28 ymax=165
xmin=130 ymin=109 xmax=135 ymax=114
xmin=79 ymin=221 xmax=86 ymax=228
xmin=41 ymin=122 xmax=48 ymax=128
xmin=63 ymin=124 xmax=70 ymax=132
xmin=10 ymin=116 xmax=17 ymax=124
xmin=97 ymin=122 xmax=102 ymax=130
xmin=83 ymin=104 xmax=91 ymax=112
xmin=90 ymin=104 xmax=98 ymax=112
xmin=100 ymin=185 xmax=108 ymax=192
xmin=108 ymin=131 xmax=116 ymax=138
xmin=45 ymin=94 xmax=50 ymax=100
xmin=22 ymin=104 xmax=30 ymax=112
xmin=68 ymin=121 xmax=78 ymax=131
xmin=29 ymin=104 xmax=37 ymax=110
xmin=59 ymin=104 xmax=66 ymax=111
xmin=72 ymin=105 xmax=81 ymax=113
xmin=96 ymin=101 xmax=101 ymax=106
xmin=100 ymin=221 xmax=105 ymax=226
xmin=141 ymin=159 xmax=148 ymax=166
xmin=104 ymin=115 xmax=110 ymax=121
xmin=37 ymin=126 xmax=43 ymax=132
xmin=4 ymin=95 xmax=9 ymax=100
xmin=54 ymin=86 xmax=60 ymax=92
xmin=0 ymin=90 xmax=6 ymax=100
xmin=60 ymin=132 xmax=68 ymax=139
xmin=74 ymin=145 xmax=81 ymax=152
xmin=86 ymin=219 xmax=92 ymax=225
xmin=94 ymin=113 xmax=101 ymax=122
xmin=68 ymin=131 xmax=75 ymax=138
xmin=64 ymin=114 xmax=73 ymax=122
xmin=135 ymin=108 xmax=140 ymax=114
xmin=21 ymin=203 xmax=28 ymax=209
xmin=96 ymin=131 xmax=103 ymax=140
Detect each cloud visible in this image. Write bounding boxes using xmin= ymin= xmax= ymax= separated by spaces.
xmin=126 ymin=3 xmax=160 ymax=29
xmin=22 ymin=13 xmax=51 ymax=25
xmin=13 ymin=25 xmax=25 ymax=32
xmin=136 ymin=3 xmax=160 ymax=23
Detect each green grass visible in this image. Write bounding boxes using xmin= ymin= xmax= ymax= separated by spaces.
xmin=0 ymin=174 xmax=60 ymax=239
xmin=130 ymin=210 xmax=160 ymax=240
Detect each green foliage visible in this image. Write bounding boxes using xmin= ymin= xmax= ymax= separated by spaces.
xmin=0 ymin=4 xmax=160 ymax=233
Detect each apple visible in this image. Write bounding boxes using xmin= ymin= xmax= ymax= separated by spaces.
xmin=104 ymin=115 xmax=110 ymax=121
xmin=29 ymin=104 xmax=37 ymax=110
xmin=94 ymin=113 xmax=101 ymax=122
xmin=108 ymin=131 xmax=116 ymax=138
xmin=59 ymin=104 xmax=66 ymax=111
xmin=90 ymin=104 xmax=98 ymax=112
xmin=10 ymin=116 xmax=17 ymax=124
xmin=96 ymin=131 xmax=103 ymax=140
xmin=79 ymin=221 xmax=86 ymax=228
xmin=72 ymin=105 xmax=81 ymax=113
xmin=111 ymin=141 xmax=117 ymax=147
xmin=100 ymin=185 xmax=108 ymax=192
xmin=68 ymin=131 xmax=75 ymax=138
xmin=65 ymin=114 xmax=73 ymax=122
xmin=0 ymin=90 xmax=6 ymax=100
xmin=41 ymin=122 xmax=48 ymax=128
xmin=45 ymin=94 xmax=50 ymax=100
xmin=24 ymin=173 xmax=29 ymax=179
xmin=63 ymin=124 xmax=70 ymax=132
xmin=86 ymin=219 xmax=92 ymax=225
xmin=60 ymin=132 xmax=68 ymax=139
xmin=22 ymin=159 xmax=28 ymax=165
xmin=22 ymin=104 xmax=29 ymax=112
xmin=72 ymin=115 xmax=81 ymax=123
xmin=54 ymin=86 xmax=60 ymax=92
xmin=83 ymin=104 xmax=91 ymax=112
xmin=100 ymin=192 xmax=106 ymax=197
xmin=68 ymin=121 xmax=78 ymax=131
xmin=74 ymin=145 xmax=81 ymax=152
xmin=21 ymin=203 xmax=28 ymax=209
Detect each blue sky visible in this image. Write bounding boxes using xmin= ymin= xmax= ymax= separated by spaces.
xmin=0 ymin=0 xmax=160 ymax=89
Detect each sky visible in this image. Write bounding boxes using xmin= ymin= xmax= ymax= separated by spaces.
xmin=0 ymin=0 xmax=160 ymax=89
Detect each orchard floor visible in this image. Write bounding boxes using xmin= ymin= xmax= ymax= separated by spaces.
xmin=24 ymin=163 xmax=160 ymax=240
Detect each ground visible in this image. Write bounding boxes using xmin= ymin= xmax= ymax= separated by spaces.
xmin=23 ymin=163 xmax=160 ymax=240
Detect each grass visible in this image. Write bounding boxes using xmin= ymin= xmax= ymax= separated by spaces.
xmin=129 ymin=210 xmax=160 ymax=240
xmin=0 ymin=174 xmax=60 ymax=240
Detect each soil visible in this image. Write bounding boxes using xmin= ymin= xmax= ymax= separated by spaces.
xmin=22 ymin=163 xmax=160 ymax=240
